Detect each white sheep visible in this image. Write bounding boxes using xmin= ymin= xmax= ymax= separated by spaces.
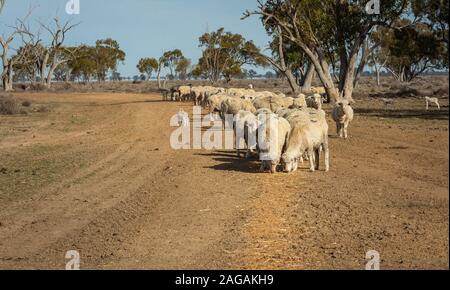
xmin=221 ymin=97 xmax=256 ymax=115
xmin=178 ymin=85 xmax=192 ymax=102
xmin=292 ymin=94 xmax=307 ymax=109
xmin=331 ymin=99 xmax=354 ymax=139
xmin=207 ymin=94 xmax=231 ymax=116
xmin=220 ymin=97 xmax=256 ymax=128
xmin=201 ymin=86 xmax=222 ymax=107
xmin=191 ymin=86 xmax=204 ymax=106
xmin=283 ymin=109 xmax=330 ymax=173
xmin=252 ymin=96 xmax=273 ymax=111
xmin=425 ymin=96 xmax=440 ymax=110
xmin=258 ymin=112 xmax=291 ymax=173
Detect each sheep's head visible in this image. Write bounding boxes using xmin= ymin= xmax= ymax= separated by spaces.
xmin=282 ymin=152 xmax=298 ymax=173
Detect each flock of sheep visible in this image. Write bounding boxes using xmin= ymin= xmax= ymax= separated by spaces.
xmin=164 ymin=84 xmax=354 ymax=173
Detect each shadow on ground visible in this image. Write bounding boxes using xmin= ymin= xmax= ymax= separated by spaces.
xmin=196 ymin=151 xmax=262 ymax=173
xmin=355 ymin=108 xmax=449 ymax=120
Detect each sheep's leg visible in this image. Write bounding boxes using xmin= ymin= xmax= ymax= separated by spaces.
xmin=323 ymin=141 xmax=330 ymax=172
xmin=293 ymin=159 xmax=299 ymax=172
xmin=202 ymin=95 xmax=208 ymax=108
xmin=270 ymin=161 xmax=278 ymax=173
xmin=436 ymin=101 xmax=440 ymax=110
xmin=314 ymin=149 xmax=320 ymax=170
xmin=426 ymin=101 xmax=429 ymax=110
xmin=260 ymin=161 xmax=268 ymax=172
xmin=308 ymin=151 xmax=315 ymax=172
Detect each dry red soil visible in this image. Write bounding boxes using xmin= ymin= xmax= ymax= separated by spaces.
xmin=0 ymin=92 xmax=448 ymax=269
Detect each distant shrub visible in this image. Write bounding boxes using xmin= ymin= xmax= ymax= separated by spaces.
xmin=22 ymin=100 xmax=32 ymax=107
xmin=62 ymin=82 xmax=75 ymax=90
xmin=30 ymin=83 xmax=47 ymax=91
xmin=0 ymin=95 xmax=22 ymax=115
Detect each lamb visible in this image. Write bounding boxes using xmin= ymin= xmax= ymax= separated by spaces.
xmin=282 ymin=109 xmax=330 ymax=173
xmin=331 ymin=99 xmax=354 ymax=139
xmin=425 ymin=96 xmax=440 ymax=110
xmin=258 ymin=112 xmax=291 ymax=173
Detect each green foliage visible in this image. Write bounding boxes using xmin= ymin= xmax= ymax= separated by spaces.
xmin=411 ymin=0 xmax=449 ymax=66
xmin=253 ymin=0 xmax=410 ymax=99
xmin=137 ymin=57 xmax=159 ymax=80
xmin=94 ymin=38 xmax=126 ymax=81
xmin=66 ymin=38 xmax=125 ymax=82
xmin=195 ymin=28 xmax=266 ymax=83
xmin=175 ymin=57 xmax=191 ymax=80
xmin=372 ymin=19 xmax=447 ymax=82
xmin=67 ymin=46 xmax=96 ymax=81
xmin=160 ymin=49 xmax=184 ymax=77
xmin=0 ymin=0 xmax=5 ymax=14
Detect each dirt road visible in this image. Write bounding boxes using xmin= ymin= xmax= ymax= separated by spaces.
xmin=0 ymin=93 xmax=448 ymax=269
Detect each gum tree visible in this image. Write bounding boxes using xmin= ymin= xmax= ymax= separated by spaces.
xmin=137 ymin=57 xmax=159 ymax=80
xmin=243 ymin=0 xmax=408 ymax=102
xmin=196 ymin=28 xmax=267 ymax=83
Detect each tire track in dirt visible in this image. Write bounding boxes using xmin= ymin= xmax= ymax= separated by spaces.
xmin=0 ymin=97 xmax=177 ymax=266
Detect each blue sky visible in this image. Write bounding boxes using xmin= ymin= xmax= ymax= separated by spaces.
xmin=1 ymin=0 xmax=271 ymax=77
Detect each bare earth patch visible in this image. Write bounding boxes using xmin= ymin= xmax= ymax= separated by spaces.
xmin=0 ymin=91 xmax=448 ymax=269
